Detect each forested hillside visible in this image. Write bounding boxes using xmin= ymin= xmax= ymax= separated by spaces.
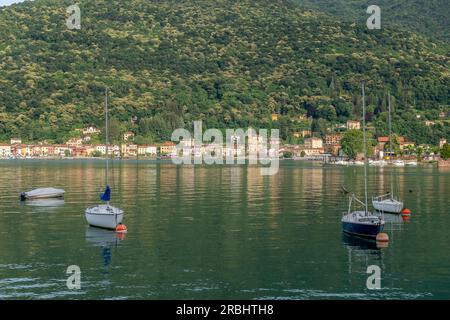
xmin=296 ymin=0 xmax=449 ymax=42
xmin=0 ymin=0 xmax=448 ymax=144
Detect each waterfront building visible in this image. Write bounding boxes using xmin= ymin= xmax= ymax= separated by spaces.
xmin=121 ymin=144 xmax=138 ymax=157
xmin=0 ymin=144 xmax=11 ymax=158
xmin=138 ymin=145 xmax=157 ymax=156
xmin=160 ymin=141 xmax=177 ymax=155
xmin=304 ymin=137 xmax=323 ymax=149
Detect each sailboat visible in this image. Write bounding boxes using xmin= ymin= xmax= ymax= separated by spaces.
xmin=85 ymin=88 xmax=124 ymax=230
xmin=341 ymin=84 xmax=385 ymax=238
xmin=372 ymin=93 xmax=404 ymax=214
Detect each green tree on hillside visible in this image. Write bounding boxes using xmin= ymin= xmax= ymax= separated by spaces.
xmin=441 ymin=144 xmax=450 ymax=160
xmin=341 ymin=129 xmax=374 ymax=160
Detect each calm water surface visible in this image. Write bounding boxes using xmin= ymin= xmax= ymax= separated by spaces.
xmin=0 ymin=160 xmax=449 ymax=299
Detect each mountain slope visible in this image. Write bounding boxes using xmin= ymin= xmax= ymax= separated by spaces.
xmin=0 ymin=0 xmax=448 ymax=144
xmin=296 ymin=0 xmax=449 ymax=43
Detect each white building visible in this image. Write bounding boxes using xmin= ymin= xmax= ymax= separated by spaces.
xmin=0 ymin=144 xmax=12 ymax=158
xmin=304 ymin=137 xmax=323 ymax=149
xmin=83 ymin=126 xmax=100 ymax=135
xmin=123 ymin=132 xmax=135 ymax=142
xmin=138 ymin=145 xmax=157 ymax=156
xmin=10 ymin=138 xmax=21 ymax=145
xmin=67 ymin=138 xmax=83 ymax=147
xmin=95 ymin=145 xmax=107 ymax=155
xmin=95 ymin=145 xmax=120 ymax=156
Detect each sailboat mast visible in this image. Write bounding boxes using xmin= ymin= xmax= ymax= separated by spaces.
xmin=362 ymin=83 xmax=368 ymax=215
xmin=105 ymin=87 xmax=109 ymax=187
xmin=388 ymin=93 xmax=394 ymax=197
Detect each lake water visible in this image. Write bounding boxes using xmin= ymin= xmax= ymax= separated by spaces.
xmin=0 ymin=160 xmax=449 ymax=300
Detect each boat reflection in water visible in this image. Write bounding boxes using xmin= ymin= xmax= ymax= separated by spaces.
xmin=342 ymin=234 xmax=385 ymax=289
xmin=20 ymin=199 xmax=65 ymax=213
xmin=342 ymin=233 xmax=382 ymax=252
xmin=85 ymin=227 xmax=126 ymax=270
xmin=383 ymin=213 xmax=404 ymax=224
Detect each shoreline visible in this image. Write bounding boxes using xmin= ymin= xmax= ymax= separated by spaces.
xmin=0 ymin=157 xmax=441 ymax=167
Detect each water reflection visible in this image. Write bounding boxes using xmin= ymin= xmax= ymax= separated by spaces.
xmin=19 ymin=199 xmax=65 ymax=213
xmin=85 ymin=227 xmax=126 ymax=270
xmin=85 ymin=227 xmax=124 ymax=247
xmin=1 ymin=160 xmax=449 ymax=299
xmin=342 ymin=234 xmax=385 ymax=284
xmin=342 ymin=234 xmax=381 ymax=252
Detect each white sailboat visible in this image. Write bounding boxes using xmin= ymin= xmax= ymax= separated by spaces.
xmin=341 ymin=84 xmax=385 ymax=238
xmin=85 ymin=88 xmax=124 ymax=230
xmin=372 ymin=93 xmax=404 ymax=214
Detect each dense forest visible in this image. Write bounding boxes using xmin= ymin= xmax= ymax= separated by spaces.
xmin=0 ymin=0 xmax=448 ymax=145
xmin=296 ymin=0 xmax=450 ymax=42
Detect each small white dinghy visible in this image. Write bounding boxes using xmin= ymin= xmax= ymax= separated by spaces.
xmin=20 ymin=188 xmax=65 ymax=201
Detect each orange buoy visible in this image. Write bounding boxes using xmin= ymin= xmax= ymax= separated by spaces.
xmin=402 ymin=215 xmax=411 ymax=222
xmin=401 ymin=208 xmax=411 ymax=216
xmin=116 ymin=223 xmax=128 ymax=233
xmin=376 ymin=233 xmax=389 ymax=242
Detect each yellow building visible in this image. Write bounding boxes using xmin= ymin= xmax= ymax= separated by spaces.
xmin=160 ymin=141 xmax=176 ymax=155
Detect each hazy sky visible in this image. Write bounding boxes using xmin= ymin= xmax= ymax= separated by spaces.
xmin=0 ymin=0 xmax=26 ymax=6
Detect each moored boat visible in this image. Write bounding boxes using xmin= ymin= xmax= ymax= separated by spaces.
xmin=342 ymin=207 xmax=385 ymax=238
xmin=85 ymin=202 xmax=123 ymax=230
xmin=85 ymin=88 xmax=125 ymax=230
xmin=372 ymin=93 xmax=404 ymax=214
xmin=372 ymin=193 xmax=403 ymax=214
xmin=341 ymin=83 xmax=385 ymax=239
xmin=20 ymin=187 xmax=65 ymax=201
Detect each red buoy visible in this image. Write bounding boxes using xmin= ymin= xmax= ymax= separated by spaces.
xmin=402 ymin=215 xmax=411 ymax=222
xmin=116 ymin=223 xmax=128 ymax=233
xmin=401 ymin=208 xmax=411 ymax=216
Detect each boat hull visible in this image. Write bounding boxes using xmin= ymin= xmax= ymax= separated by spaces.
xmin=342 ymin=212 xmax=384 ymax=238
xmin=372 ymin=199 xmax=403 ymax=214
xmin=85 ymin=205 xmax=123 ymax=230
xmin=21 ymin=188 xmax=65 ymax=200
xmin=342 ymin=221 xmax=383 ymax=238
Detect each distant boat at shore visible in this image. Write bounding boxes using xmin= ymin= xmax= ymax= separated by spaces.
xmin=393 ymin=160 xmax=405 ymax=167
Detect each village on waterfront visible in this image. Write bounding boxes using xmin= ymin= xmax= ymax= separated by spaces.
xmin=1 ymin=118 xmax=449 ymax=166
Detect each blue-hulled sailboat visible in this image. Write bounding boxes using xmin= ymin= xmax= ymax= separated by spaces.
xmin=341 ymin=83 xmax=385 ymax=238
